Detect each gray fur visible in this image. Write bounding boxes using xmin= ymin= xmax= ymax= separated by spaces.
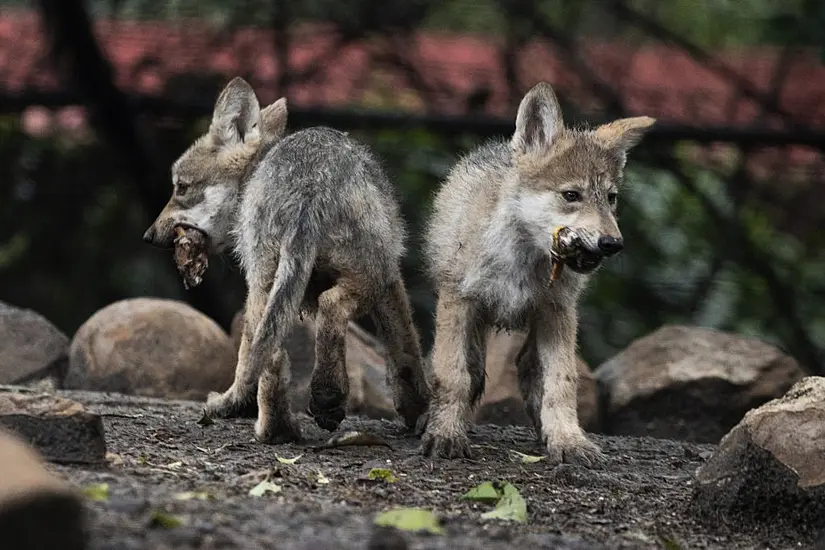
xmin=143 ymin=77 xmax=429 ymax=443
xmin=421 ymin=81 xmax=655 ymax=462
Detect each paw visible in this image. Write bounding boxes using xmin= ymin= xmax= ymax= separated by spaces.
xmin=395 ymin=392 xmax=429 ymax=432
xmin=412 ymin=411 xmax=429 ymax=437
xmin=203 ymin=390 xmax=257 ymax=419
xmin=543 ymin=431 xmax=604 ymax=468
xmin=421 ymin=430 xmax=472 ymax=459
xmin=254 ymin=413 xmax=302 ymax=444
xmin=308 ymin=387 xmax=347 ymax=431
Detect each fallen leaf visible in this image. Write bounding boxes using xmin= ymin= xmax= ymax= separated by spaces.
xmin=368 ymin=468 xmax=398 ymax=483
xmin=197 ymin=413 xmax=214 ymax=427
xmin=149 ymin=510 xmax=183 ymax=529
xmin=138 ymin=455 xmax=148 ymax=465
xmin=461 ymin=481 xmax=501 ymax=504
xmin=105 ymin=452 xmax=124 ymax=466
xmin=374 ymin=508 xmax=443 ymax=535
xmin=165 ymin=461 xmax=183 ymax=469
xmin=658 ymin=535 xmax=683 ymax=550
xmin=509 ymin=450 xmax=546 ymax=464
xmin=249 ymin=480 xmax=282 ymax=497
xmin=81 ymin=483 xmax=109 ymax=502
xmin=315 ymin=471 xmax=330 ymax=485
xmin=311 ymin=431 xmax=392 ymax=451
xmin=276 ymin=454 xmax=303 ymax=465
xmin=173 ymin=491 xmax=213 ymax=501
xmin=481 ymin=483 xmax=527 ymax=523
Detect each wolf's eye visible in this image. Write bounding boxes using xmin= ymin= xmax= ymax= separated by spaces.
xmin=562 ymin=190 xmax=582 ymax=203
xmin=176 ymin=183 xmax=189 ymax=197
xmin=608 ymin=192 xmax=618 ymax=205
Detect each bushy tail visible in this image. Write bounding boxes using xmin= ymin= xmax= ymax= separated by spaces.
xmin=240 ymin=222 xmax=317 ymax=390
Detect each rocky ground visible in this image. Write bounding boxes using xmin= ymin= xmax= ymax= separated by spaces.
xmin=47 ymin=391 xmax=814 ymax=550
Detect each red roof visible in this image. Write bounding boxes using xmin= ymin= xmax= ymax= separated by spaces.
xmin=3 ymin=8 xmax=825 ymax=129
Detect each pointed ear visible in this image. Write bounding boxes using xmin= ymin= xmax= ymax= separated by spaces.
xmin=209 ymin=77 xmax=261 ymax=147
xmin=593 ymin=116 xmax=656 ymax=151
xmin=511 ymin=82 xmax=564 ymax=155
xmin=260 ymin=97 xmax=288 ymax=140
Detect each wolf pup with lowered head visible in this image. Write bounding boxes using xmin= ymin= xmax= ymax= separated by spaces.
xmin=143 ymin=77 xmax=429 ymax=442
xmin=422 ymin=82 xmax=654 ymax=463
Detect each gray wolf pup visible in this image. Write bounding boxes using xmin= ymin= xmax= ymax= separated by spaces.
xmin=421 ymin=81 xmax=654 ymax=463
xmin=143 ymin=77 xmax=429 ymax=442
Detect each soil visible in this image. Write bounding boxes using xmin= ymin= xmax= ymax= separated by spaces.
xmin=50 ymin=390 xmax=813 ymax=550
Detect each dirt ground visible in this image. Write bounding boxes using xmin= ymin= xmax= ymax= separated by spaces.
xmin=50 ymin=390 xmax=811 ymax=550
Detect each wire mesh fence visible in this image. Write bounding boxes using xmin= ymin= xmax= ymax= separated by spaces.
xmin=1 ymin=0 xmax=823 ymax=371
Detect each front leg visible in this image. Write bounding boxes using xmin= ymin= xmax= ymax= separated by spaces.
xmin=519 ymin=306 xmax=602 ymax=467
xmin=203 ymin=285 xmax=268 ymax=418
xmin=421 ymin=291 xmax=487 ymax=459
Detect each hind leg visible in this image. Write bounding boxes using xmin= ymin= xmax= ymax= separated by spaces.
xmin=421 ymin=291 xmax=487 ymax=459
xmin=255 ymin=347 xmax=301 ymax=443
xmin=204 ymin=281 xmax=268 ymax=418
xmin=308 ymin=280 xmax=366 ymax=431
xmin=371 ymin=276 xmax=430 ymax=431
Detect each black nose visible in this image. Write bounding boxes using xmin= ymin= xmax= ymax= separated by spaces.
xmin=142 ymin=226 xmax=156 ymax=243
xmin=598 ymin=235 xmax=623 ymax=256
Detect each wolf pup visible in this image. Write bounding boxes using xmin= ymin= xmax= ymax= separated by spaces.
xmin=421 ymin=82 xmax=654 ymax=463
xmin=143 ymin=77 xmax=429 ymax=443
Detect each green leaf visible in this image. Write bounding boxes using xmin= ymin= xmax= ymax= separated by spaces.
xmin=481 ymin=483 xmax=527 ymax=523
xmin=658 ymin=535 xmax=683 ymax=550
xmin=81 ymin=483 xmax=109 ymax=502
xmin=149 ymin=510 xmax=183 ymax=529
xmin=276 ymin=454 xmax=303 ymax=465
xmin=173 ymin=491 xmax=213 ymax=501
xmin=509 ymin=450 xmax=546 ymax=464
xmin=249 ymin=480 xmax=282 ymax=497
xmin=368 ymin=468 xmax=399 ymax=483
xmin=374 ymin=507 xmax=444 ymax=535
xmin=315 ymin=471 xmax=330 ymax=485
xmin=461 ymin=481 xmax=501 ymax=504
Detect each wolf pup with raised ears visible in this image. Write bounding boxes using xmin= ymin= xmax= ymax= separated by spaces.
xmin=421 ymin=81 xmax=654 ymax=463
xmin=143 ymin=77 xmax=429 ymax=442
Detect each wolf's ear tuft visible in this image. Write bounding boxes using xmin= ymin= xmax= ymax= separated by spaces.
xmin=210 ymin=77 xmax=261 ymax=147
xmin=593 ymin=116 xmax=656 ymax=152
xmin=260 ymin=97 xmax=288 ymax=141
xmin=511 ymin=82 xmax=564 ymax=156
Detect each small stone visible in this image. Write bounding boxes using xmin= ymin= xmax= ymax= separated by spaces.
xmin=691 ymin=376 xmax=825 ymax=530
xmin=594 ymin=325 xmax=805 ymax=443
xmin=0 ymin=427 xmax=87 ymax=549
xmin=0 ymin=391 xmax=106 ymax=464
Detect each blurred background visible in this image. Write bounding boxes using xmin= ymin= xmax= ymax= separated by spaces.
xmin=0 ymin=0 xmax=823 ymax=373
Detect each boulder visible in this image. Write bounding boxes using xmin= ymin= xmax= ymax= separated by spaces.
xmin=594 ymin=325 xmax=805 ymax=443
xmin=691 ymin=376 xmax=825 ymax=530
xmin=0 ymin=300 xmax=69 ymax=387
xmin=230 ymin=310 xmax=395 ymax=419
xmin=66 ymin=298 xmax=236 ymax=401
xmin=475 ymin=330 xmax=600 ymax=432
xmin=0 ymin=427 xmax=87 ymax=549
xmin=0 ymin=391 xmax=106 ymax=464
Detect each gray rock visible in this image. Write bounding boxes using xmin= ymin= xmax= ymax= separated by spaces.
xmin=0 ymin=300 xmax=69 ymax=386
xmin=66 ymin=298 xmax=236 ymax=401
xmin=0 ymin=390 xmax=106 ymax=464
xmin=475 ymin=329 xmax=600 ymax=432
xmin=594 ymin=325 xmax=805 ymax=443
xmin=230 ymin=309 xmax=395 ymax=420
xmin=691 ymin=376 xmax=825 ymax=530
